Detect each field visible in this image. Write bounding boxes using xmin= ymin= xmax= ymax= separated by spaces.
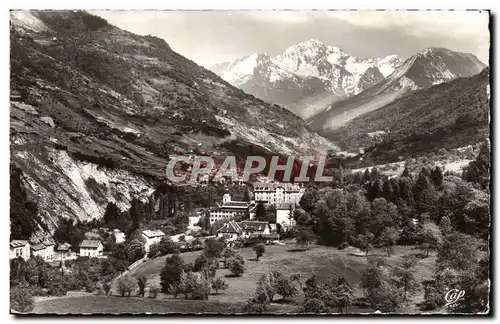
xmin=31 ymin=243 xmax=437 ymax=314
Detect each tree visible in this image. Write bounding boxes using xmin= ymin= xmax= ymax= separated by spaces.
xmin=158 ymin=236 xmax=179 ymax=256
xmin=204 ymin=238 xmax=224 ymax=258
xmin=95 ymin=282 xmax=104 ymax=295
xmin=243 ymin=188 xmax=250 ymax=202
xmin=193 ymin=254 xmax=207 ymax=272
xmin=149 ymin=286 xmax=159 ymax=298
xmin=160 ymin=254 xmax=185 ymax=293
xmin=201 ymin=258 xmax=218 ymax=280
xmin=191 ymin=273 xmax=211 ymax=300
xmin=430 ymin=166 xmax=444 ymax=187
xmin=221 ymin=247 xmax=236 ymax=267
xmin=360 ymin=263 xmax=385 ymax=299
xmin=302 ymin=275 xmax=353 ymax=313
xmin=392 ymin=256 xmax=419 ymax=301
xmin=117 ymin=274 xmax=137 ymax=297
xmin=255 ymin=201 xmax=267 ymax=221
xmin=463 ymin=141 xmax=490 ymax=189
xmin=296 ymin=226 xmax=314 ymax=251
xmin=227 ymin=255 xmax=245 ymax=277
xmin=103 ymin=282 xmax=112 ymax=296
xmin=439 ymin=215 xmax=453 ymax=236
xmin=253 ymin=243 xmax=266 ymax=261
xmin=419 ymin=222 xmax=443 ymax=257
xmin=275 ymin=276 xmax=297 ymax=300
xmin=125 ymin=239 xmax=146 ymax=263
xmin=137 ymin=275 xmax=148 ymax=297
xmin=379 ymin=227 xmax=399 ymax=257
xmin=211 ymin=277 xmax=229 ymax=294
xmin=355 ymin=232 xmax=375 ymax=256
xmin=369 ymin=281 xmax=404 ymax=312
xmin=10 ymin=286 xmax=34 ymax=313
xmin=243 ymin=283 xmax=269 ymax=313
xmin=413 ymin=171 xmax=438 ymax=216
xmin=437 ymin=232 xmax=478 ymax=272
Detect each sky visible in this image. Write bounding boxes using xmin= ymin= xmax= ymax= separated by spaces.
xmin=93 ymin=10 xmax=490 ymax=68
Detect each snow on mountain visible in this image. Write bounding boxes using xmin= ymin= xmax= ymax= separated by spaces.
xmin=210 ymin=39 xmax=402 ymax=117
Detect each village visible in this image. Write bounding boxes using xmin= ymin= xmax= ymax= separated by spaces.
xmin=10 ymin=181 xmax=303 ymax=265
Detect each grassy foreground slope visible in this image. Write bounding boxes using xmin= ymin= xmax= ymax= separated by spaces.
xmin=32 ymin=244 xmax=437 ymax=314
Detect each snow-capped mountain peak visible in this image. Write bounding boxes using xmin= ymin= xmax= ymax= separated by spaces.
xmin=210 ymin=39 xmax=404 ymax=116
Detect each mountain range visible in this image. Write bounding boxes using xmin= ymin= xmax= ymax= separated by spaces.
xmin=211 ymin=40 xmax=486 ymax=127
xmin=211 ymin=39 xmax=402 ymax=118
xmin=10 ymin=10 xmax=336 ymax=234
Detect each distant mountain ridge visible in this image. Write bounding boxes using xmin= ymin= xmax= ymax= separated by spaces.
xmin=211 ymin=39 xmax=402 ymax=118
xmin=329 ymin=67 xmax=490 ymax=165
xmin=307 ymin=47 xmax=487 ymax=133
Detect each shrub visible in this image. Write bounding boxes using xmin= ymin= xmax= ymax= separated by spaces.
xmin=10 ymin=286 xmax=34 ymax=313
xmin=117 ymin=274 xmax=137 ymax=297
xmin=137 ymin=276 xmax=148 ymax=297
xmin=211 ymin=277 xmax=229 ymax=294
xmin=227 ymin=255 xmax=245 ymax=277
xmin=193 ymin=254 xmax=207 ymax=272
xmin=103 ymin=282 xmax=112 ymax=296
xmin=253 ymin=243 xmax=266 ymax=261
xmin=338 ymin=242 xmax=349 ymax=250
xmin=149 ymin=286 xmax=159 ymax=299
xmin=95 ymin=282 xmax=104 ymax=295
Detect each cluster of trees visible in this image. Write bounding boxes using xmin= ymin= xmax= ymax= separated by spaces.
xmin=294 ymin=147 xmax=489 ymax=253
xmin=422 ymin=231 xmax=489 ymax=313
xmin=243 ymin=270 xmax=299 ymax=313
xmin=159 ymin=238 xmax=238 ymax=300
xmin=360 ymin=256 xmax=419 ymax=312
xmin=10 ymin=255 xmax=124 ymax=312
xmin=115 ymin=274 xmax=159 ymax=298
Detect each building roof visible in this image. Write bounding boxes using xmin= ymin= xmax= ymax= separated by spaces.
xmin=10 ymin=240 xmax=29 ymax=248
xmin=31 ymin=243 xmax=46 ymax=251
xmin=252 ymin=182 xmax=302 ymax=192
xmin=42 ymin=239 xmax=55 ymax=247
xmin=79 ymin=240 xmax=102 ymax=248
xmin=142 ymin=230 xmax=165 ymax=238
xmin=57 ymin=242 xmax=71 ymax=251
xmin=277 ymin=202 xmax=294 ymax=210
xmin=217 ymin=221 xmax=242 ymax=234
xmin=220 ymin=201 xmax=249 ymax=209
xmin=237 ymin=221 xmax=269 ymax=232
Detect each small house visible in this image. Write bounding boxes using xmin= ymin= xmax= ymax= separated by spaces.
xmin=31 ymin=243 xmax=47 ymax=260
xmin=79 ymin=240 xmax=103 ymax=258
xmin=10 ymin=240 xmax=30 ymax=261
xmin=141 ymin=230 xmax=165 ymax=253
xmin=216 ymin=221 xmax=242 ymax=242
xmin=56 ymin=242 xmax=72 ymax=258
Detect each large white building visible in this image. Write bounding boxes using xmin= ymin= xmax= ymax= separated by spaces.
xmin=10 ymin=240 xmax=30 ymax=261
xmin=141 ymin=230 xmax=165 ymax=253
xmin=252 ymin=183 xmax=304 ymax=206
xmin=209 ymin=193 xmax=250 ymax=224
